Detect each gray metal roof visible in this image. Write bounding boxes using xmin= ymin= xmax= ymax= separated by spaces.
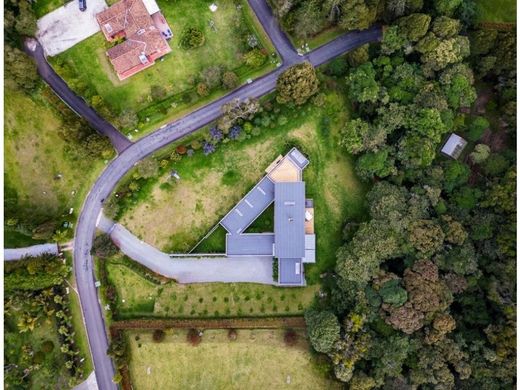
xmin=226 ymin=233 xmax=274 ymax=256
xmin=220 ymin=176 xmax=274 ymax=234
xmin=274 ymin=182 xmax=305 ymax=259
xmin=441 ymin=133 xmax=467 ymax=159
xmin=278 ymin=258 xmax=303 ymax=285
xmin=287 ymin=147 xmax=309 ymax=169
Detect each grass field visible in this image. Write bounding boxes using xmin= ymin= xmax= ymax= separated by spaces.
xmin=50 ymin=0 xmax=278 ymax=136
xmin=4 ymin=86 xmax=105 ymax=247
xmin=475 ymin=0 xmax=516 ymax=23
xmin=105 ymin=257 xmax=318 ymax=318
xmin=119 ymin=90 xmax=368 ymax=281
xmin=127 ymin=328 xmax=339 ymax=389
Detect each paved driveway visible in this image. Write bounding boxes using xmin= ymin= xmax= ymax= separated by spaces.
xmin=37 ymin=0 xmax=107 ymax=56
xmin=4 ymin=243 xmax=59 ymax=261
xmin=97 ymin=214 xmax=275 ymax=284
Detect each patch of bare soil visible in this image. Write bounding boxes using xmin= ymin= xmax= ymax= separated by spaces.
xmin=480 ymin=127 xmax=509 ymax=152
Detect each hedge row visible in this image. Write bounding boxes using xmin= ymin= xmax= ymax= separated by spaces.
xmin=477 ymin=22 xmax=515 ymax=31
xmin=110 ymin=256 xmax=171 ymax=285
xmin=110 ymin=316 xmax=306 ymax=330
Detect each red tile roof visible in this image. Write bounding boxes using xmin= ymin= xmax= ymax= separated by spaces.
xmin=96 ymin=0 xmax=171 ymax=80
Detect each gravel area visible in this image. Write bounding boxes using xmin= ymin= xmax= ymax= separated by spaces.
xmin=37 ymin=0 xmax=108 ymax=56
xmin=97 ymin=213 xmax=275 ymax=285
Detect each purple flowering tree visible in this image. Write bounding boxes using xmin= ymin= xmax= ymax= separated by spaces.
xmin=203 ymin=141 xmax=216 ymax=155
xmin=209 ymin=127 xmax=223 ymax=142
xmin=228 ymin=125 xmax=242 ymax=140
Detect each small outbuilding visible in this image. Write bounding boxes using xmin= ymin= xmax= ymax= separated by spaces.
xmin=440 ymin=133 xmax=468 ymax=159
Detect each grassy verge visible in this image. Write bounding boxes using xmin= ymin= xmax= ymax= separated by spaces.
xmin=292 ymin=27 xmax=344 ymax=51
xmin=118 ymin=88 xmax=368 ymax=282
xmin=66 ymin=254 xmax=94 ymax=375
xmin=50 ymin=0 xmax=279 ymax=138
xmin=126 ymin=329 xmax=339 ymax=389
xmin=104 ymin=256 xmax=318 ymax=318
xmin=475 ymin=0 xmax=516 ymax=23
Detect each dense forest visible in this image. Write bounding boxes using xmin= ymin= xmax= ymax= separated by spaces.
xmin=271 ymin=0 xmax=518 ymax=388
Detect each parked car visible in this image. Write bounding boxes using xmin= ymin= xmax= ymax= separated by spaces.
xmin=79 ymin=0 xmax=87 ymax=11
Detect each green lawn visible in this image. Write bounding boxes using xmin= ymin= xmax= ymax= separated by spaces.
xmin=4 ymin=86 xmax=105 ymax=247
xmin=4 ymin=229 xmax=45 ymax=248
xmin=126 ymin=329 xmax=340 ymax=389
xmin=32 ymin=0 xmax=69 ymax=18
xmin=50 ymin=0 xmax=278 ymax=137
xmin=296 ymin=27 xmax=344 ymax=50
xmin=475 ymin=0 xmax=516 ymax=23
xmin=192 ymin=225 xmax=228 ymax=253
xmin=105 ymin=257 xmax=318 ymax=318
xmin=65 ymin=254 xmax=94 ymax=376
xmin=118 ymin=89 xmax=368 ymax=282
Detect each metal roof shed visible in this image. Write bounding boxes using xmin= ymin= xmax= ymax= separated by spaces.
xmin=441 ymin=133 xmax=468 ymax=159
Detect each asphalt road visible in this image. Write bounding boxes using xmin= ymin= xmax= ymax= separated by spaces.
xmin=247 ymin=0 xmax=298 ymax=63
xmin=66 ymin=4 xmax=382 ymax=388
xmin=24 ymin=39 xmax=132 ymax=154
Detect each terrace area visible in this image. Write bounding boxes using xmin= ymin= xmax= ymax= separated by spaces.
xmin=214 ymin=148 xmax=314 ymax=286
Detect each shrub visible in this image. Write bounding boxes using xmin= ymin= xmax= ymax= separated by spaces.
xmin=196 ymin=82 xmax=209 ymax=97
xmin=467 ymin=116 xmax=489 ymax=141
xmin=284 ymin=329 xmax=298 ymax=346
xmin=33 ymin=351 xmax=45 ymax=364
xmin=187 ymin=329 xmax=202 ymax=346
xmin=228 ymin=329 xmax=238 ymax=341
xmin=191 ymin=140 xmax=202 ymax=150
xmin=180 ymin=27 xmax=205 ymax=49
xmin=325 ymin=56 xmax=349 ymax=77
xmin=150 ymin=85 xmax=167 ymax=100
xmin=244 ymin=48 xmax=267 ymax=68
xmin=483 ymin=153 xmax=509 ymax=176
xmin=91 ymin=234 xmax=118 ymax=259
xmin=41 ymin=340 xmax=55 ymax=353
xmin=200 ymin=66 xmax=222 ymax=89
xmin=469 ymin=144 xmax=490 ymax=164
xmin=176 ymin=145 xmax=187 ymax=155
xmin=222 ymin=71 xmax=239 ymax=89
xmin=152 ymin=329 xmax=165 ymax=342
xmin=170 ymin=151 xmax=182 ymax=162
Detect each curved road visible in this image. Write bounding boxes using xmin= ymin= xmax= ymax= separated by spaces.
xmin=24 ymin=39 xmax=132 ymax=154
xmin=62 ymin=2 xmax=382 ymax=387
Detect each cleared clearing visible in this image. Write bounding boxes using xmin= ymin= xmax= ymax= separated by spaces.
xmin=127 ymin=329 xmax=340 ymax=390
